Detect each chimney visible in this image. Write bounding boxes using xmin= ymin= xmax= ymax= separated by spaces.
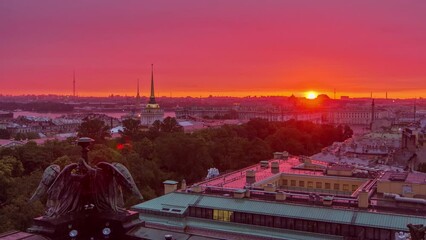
xmin=276 ymin=191 xmax=287 ymax=201
xmin=358 ymin=189 xmax=369 ymax=208
xmin=303 ymin=156 xmax=312 ymax=166
xmin=181 ymin=179 xmax=187 ymax=190
xmin=191 ymin=185 xmax=202 ymax=193
xmin=163 ymin=180 xmax=178 ymax=195
xmin=282 ymin=151 xmax=289 ymax=160
xmin=246 ymin=170 xmax=256 ymax=184
xmin=271 ymin=161 xmax=279 ymax=174
xmin=264 ymin=183 xmax=276 ymax=192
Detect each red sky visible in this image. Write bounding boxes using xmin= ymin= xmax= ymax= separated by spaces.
xmin=1 ymin=1 xmax=426 ymax=98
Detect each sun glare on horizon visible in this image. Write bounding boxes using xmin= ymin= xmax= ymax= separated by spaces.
xmin=305 ymin=91 xmax=318 ymax=99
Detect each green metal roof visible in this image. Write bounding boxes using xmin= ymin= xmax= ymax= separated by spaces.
xmin=132 ymin=192 xmax=426 ymax=231
xmin=132 ymin=192 xmax=201 ymax=215
xmin=139 ymin=213 xmax=342 ymax=240
xmin=355 ymin=212 xmax=426 ymax=231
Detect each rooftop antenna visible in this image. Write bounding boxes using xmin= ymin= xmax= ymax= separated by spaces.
xmin=370 ymin=92 xmax=373 ymax=99
xmin=385 ymin=91 xmax=388 ymax=100
xmin=370 ymin=98 xmax=375 ymax=130
xmin=414 ymin=98 xmax=417 ymax=123
xmin=334 ymin=88 xmax=336 ymax=100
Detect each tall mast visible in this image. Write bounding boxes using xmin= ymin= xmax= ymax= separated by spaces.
xmin=73 ymin=70 xmax=76 ymax=97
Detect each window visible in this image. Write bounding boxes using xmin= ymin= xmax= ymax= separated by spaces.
xmin=325 ymin=183 xmax=331 ymax=189
xmin=316 ymin=182 xmax=322 ymax=189
xmin=282 ymin=179 xmax=288 ymax=186
xmin=253 ymin=214 xmax=261 ymax=225
xmin=291 ymin=180 xmax=296 ymax=186
xmin=334 ymin=183 xmax=339 ymax=190
xmin=274 ymin=216 xmax=281 ymax=228
xmin=299 ymin=181 xmax=305 ymax=187
xmin=213 ymin=209 xmax=233 ymax=222
xmin=307 ymin=181 xmax=313 ymax=188
xmin=352 ymin=185 xmax=358 ymax=191
xmin=190 ymin=207 xmax=212 ymax=219
xmin=343 ymin=184 xmax=349 ymax=191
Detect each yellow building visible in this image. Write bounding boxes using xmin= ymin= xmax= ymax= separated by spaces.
xmin=377 ymin=172 xmax=426 ymax=198
xmin=254 ymin=173 xmax=366 ymax=195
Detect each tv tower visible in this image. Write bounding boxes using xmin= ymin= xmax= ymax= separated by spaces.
xmin=73 ymin=70 xmax=76 ymax=97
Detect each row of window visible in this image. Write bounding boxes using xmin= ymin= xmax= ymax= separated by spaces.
xmin=282 ymin=179 xmax=358 ymax=192
xmin=334 ymin=113 xmax=380 ymax=118
xmin=188 ymin=207 xmax=393 ymax=240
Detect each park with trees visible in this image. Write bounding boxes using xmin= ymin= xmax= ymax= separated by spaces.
xmin=0 ymin=117 xmax=353 ymax=233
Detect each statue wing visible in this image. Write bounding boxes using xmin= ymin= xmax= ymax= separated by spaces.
xmin=47 ymin=163 xmax=79 ymax=200
xmin=96 ymin=162 xmax=143 ymax=199
xmin=29 ymin=165 xmax=61 ymax=203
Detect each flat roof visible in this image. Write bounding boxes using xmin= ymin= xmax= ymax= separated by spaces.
xmin=133 ymin=192 xmax=426 ymax=232
xmin=380 ymin=171 xmax=426 ymax=184
xmin=139 ymin=213 xmax=342 ymax=240
xmin=198 ymin=157 xmax=326 ymax=189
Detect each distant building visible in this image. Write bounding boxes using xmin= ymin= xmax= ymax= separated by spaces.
xmin=327 ymin=108 xmax=390 ymax=126
xmin=140 ymin=64 xmax=164 ymax=126
xmin=0 ymin=111 xmax=13 ymax=119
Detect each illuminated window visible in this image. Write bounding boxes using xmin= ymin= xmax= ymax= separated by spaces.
xmin=299 ymin=181 xmax=305 ymax=187
xmin=325 ymin=183 xmax=331 ymax=189
xmin=213 ymin=209 xmax=233 ymax=222
xmin=334 ymin=183 xmax=339 ymax=190
xmin=291 ymin=180 xmax=296 ymax=187
xmin=307 ymin=181 xmax=313 ymax=188
xmin=316 ymin=182 xmax=322 ymax=189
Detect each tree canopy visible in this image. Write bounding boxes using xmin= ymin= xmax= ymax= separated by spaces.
xmin=77 ymin=118 xmax=111 ymax=143
xmin=0 ymin=118 xmax=353 ymax=233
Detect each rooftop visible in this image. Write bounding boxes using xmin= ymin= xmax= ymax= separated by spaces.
xmin=380 ymin=171 xmax=426 ymax=184
xmin=133 ymin=192 xmax=426 ymax=233
xmin=197 ymin=157 xmax=327 ymax=189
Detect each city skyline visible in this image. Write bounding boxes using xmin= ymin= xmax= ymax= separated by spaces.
xmin=1 ymin=1 xmax=426 ymax=98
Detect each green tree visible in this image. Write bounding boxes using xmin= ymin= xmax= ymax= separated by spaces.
xmin=88 ymin=144 xmax=125 ymax=165
xmin=0 ymin=171 xmax=44 ymax=232
xmin=133 ymin=138 xmax=155 ymax=160
xmin=121 ymin=118 xmax=143 ymax=141
xmin=0 ymin=156 xmax=24 ymax=202
xmin=154 ymin=133 xmax=212 ymax=183
xmin=52 ymin=155 xmax=73 ymax=169
xmin=160 ymin=117 xmax=183 ymax=133
xmin=16 ymin=142 xmax=52 ymax=174
xmin=77 ymin=118 xmax=111 ymax=143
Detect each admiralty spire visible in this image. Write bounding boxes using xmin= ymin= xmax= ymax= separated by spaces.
xmin=140 ymin=64 xmax=164 ymax=126
xmin=149 ymin=64 xmax=156 ymax=105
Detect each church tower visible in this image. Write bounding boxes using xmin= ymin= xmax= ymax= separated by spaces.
xmin=140 ymin=64 xmax=164 ymax=126
xmin=136 ymin=78 xmax=141 ymax=109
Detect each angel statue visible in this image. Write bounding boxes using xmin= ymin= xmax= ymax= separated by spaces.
xmin=29 ymin=158 xmax=143 ymax=217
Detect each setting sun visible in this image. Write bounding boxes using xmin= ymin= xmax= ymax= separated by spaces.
xmin=305 ymin=91 xmax=318 ymax=99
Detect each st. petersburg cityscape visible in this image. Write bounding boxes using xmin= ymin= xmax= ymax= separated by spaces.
xmin=1 ymin=1 xmax=426 ymax=240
